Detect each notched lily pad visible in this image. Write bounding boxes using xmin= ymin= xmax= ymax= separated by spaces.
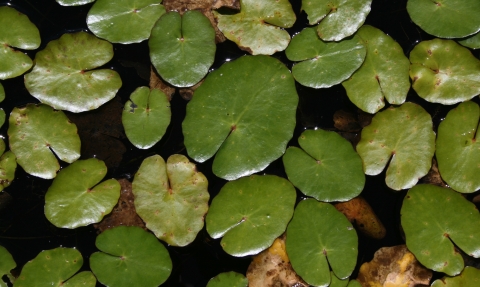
xmin=206 ymin=272 xmax=248 ymax=287
xmin=431 ymin=266 xmax=480 ymax=287
xmin=0 ymin=245 xmax=15 ymax=287
xmin=56 ymin=0 xmax=95 ymax=6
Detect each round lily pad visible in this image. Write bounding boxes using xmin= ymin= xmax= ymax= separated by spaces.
xmin=214 ymin=0 xmax=296 ymax=55
xmin=87 ymin=0 xmax=165 ymax=44
xmin=283 ymin=129 xmax=365 ymax=202
xmin=206 ymin=272 xmax=248 ymax=287
xmin=132 ymin=154 xmax=209 ymax=246
xmin=410 ymin=38 xmax=480 ymax=105
xmin=182 ymin=55 xmax=298 ymax=180
xmin=431 ymin=266 xmax=480 ymax=287
xmin=302 ymin=0 xmax=372 ymax=41
xmin=149 ymin=10 xmax=216 ymax=87
xmin=90 ymin=226 xmax=172 ymax=287
xmin=407 ymin=0 xmax=480 ymax=38
xmin=122 ymin=87 xmax=171 ymax=149
xmin=206 ymin=175 xmax=296 ymax=257
xmin=356 ymin=102 xmax=435 ymax=190
xmin=45 ymin=158 xmax=120 ymax=229
xmin=24 ymin=31 xmax=122 ymax=113
xmin=401 ymin=184 xmax=480 ymax=276
xmin=458 ymin=32 xmax=480 ymax=49
xmin=285 ymin=27 xmax=366 ymax=89
xmin=342 ymin=25 xmax=410 ymax=114
xmin=0 ymin=6 xmax=40 ymax=80
xmin=0 ymin=245 xmax=15 ymax=287
xmin=0 ymin=151 xmax=17 ymax=192
xmin=56 ymin=0 xmax=95 ymax=6
xmin=286 ymin=199 xmax=358 ymax=287
xmin=8 ymin=104 xmax=81 ymax=179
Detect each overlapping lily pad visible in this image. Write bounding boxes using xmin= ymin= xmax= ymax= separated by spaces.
xmin=24 ymin=31 xmax=122 ymax=113
xmin=431 ymin=266 xmax=480 ymax=287
xmin=206 ymin=175 xmax=296 ymax=257
xmin=0 ymin=151 xmax=17 ymax=192
xmin=182 ymin=55 xmax=298 ymax=180
xmin=0 ymin=245 xmax=15 ymax=287
xmin=458 ymin=32 xmax=480 ymax=49
xmin=286 ymin=199 xmax=358 ymax=287
xmin=56 ymin=0 xmax=95 ymax=5
xmin=206 ymin=272 xmax=248 ymax=287
xmin=410 ymin=38 xmax=480 ymax=105
xmin=342 ymin=25 xmax=410 ymax=113
xmin=90 ymin=226 xmax=172 ymax=287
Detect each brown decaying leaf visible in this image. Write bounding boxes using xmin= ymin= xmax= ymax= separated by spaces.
xmin=179 ymin=79 xmax=204 ymax=100
xmin=150 ymin=66 xmax=175 ymax=101
xmin=420 ymin=158 xmax=448 ymax=188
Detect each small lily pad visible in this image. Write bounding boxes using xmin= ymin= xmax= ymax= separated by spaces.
xmin=56 ymin=0 xmax=95 ymax=6
xmin=410 ymin=38 xmax=480 ymax=105
xmin=286 ymin=199 xmax=358 ymax=287
xmin=24 ymin=31 xmax=122 ymax=113
xmin=0 ymin=83 xmax=5 ymax=102
xmin=0 ymin=151 xmax=17 ymax=192
xmin=8 ymin=104 xmax=81 ymax=179
xmin=458 ymin=32 xmax=480 ymax=49
xmin=283 ymin=129 xmax=365 ymax=202
xmin=87 ymin=0 xmax=165 ymax=44
xmin=149 ymin=10 xmax=216 ymax=87
xmin=90 ymin=226 xmax=172 ymax=287
xmin=0 ymin=245 xmax=15 ymax=287
xmin=401 ymin=184 xmax=480 ymax=276
xmin=206 ymin=175 xmax=296 ymax=257
xmin=431 ymin=266 xmax=480 ymax=287
xmin=206 ymin=272 xmax=248 ymax=287
xmin=356 ymin=102 xmax=435 ymax=190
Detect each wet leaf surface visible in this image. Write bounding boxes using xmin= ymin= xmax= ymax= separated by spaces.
xmin=206 ymin=271 xmax=248 ymax=287
xmin=431 ymin=266 xmax=480 ymax=287
xmin=56 ymin=0 xmax=94 ymax=5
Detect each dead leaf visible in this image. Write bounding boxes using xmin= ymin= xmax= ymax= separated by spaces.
xmin=150 ymin=66 xmax=176 ymax=101
xmin=421 ymin=158 xmax=448 ymax=187
xmin=334 ymin=110 xmax=361 ymax=132
xmin=179 ymin=79 xmax=204 ymax=100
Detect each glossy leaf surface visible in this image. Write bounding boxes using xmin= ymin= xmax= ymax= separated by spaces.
xmin=458 ymin=32 xmax=480 ymax=49
xmin=431 ymin=266 xmax=480 ymax=287
xmin=56 ymin=0 xmax=95 ymax=5
xmin=206 ymin=272 xmax=248 ymax=287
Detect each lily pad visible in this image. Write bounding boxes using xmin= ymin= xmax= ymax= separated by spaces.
xmin=132 ymin=154 xmax=209 ymax=246
xmin=458 ymin=32 xmax=480 ymax=49
xmin=283 ymin=129 xmax=365 ymax=202
xmin=285 ymin=199 xmax=358 ymax=287
xmin=0 ymin=245 xmax=15 ymax=287
xmin=182 ymin=55 xmax=298 ymax=180
xmin=206 ymin=272 xmax=248 ymax=287
xmin=90 ymin=226 xmax=172 ymax=287
xmin=122 ymin=87 xmax=171 ymax=149
xmin=0 ymin=109 xmax=5 ymax=128
xmin=56 ymin=0 xmax=95 ymax=6
xmin=0 ymin=83 xmax=5 ymax=102
xmin=285 ymin=28 xmax=366 ymax=89
xmin=206 ymin=175 xmax=296 ymax=257
xmin=8 ymin=104 xmax=81 ymax=179
xmin=0 ymin=151 xmax=17 ymax=192
xmin=44 ymin=158 xmax=121 ymax=229
xmin=213 ymin=0 xmax=296 ymax=55
xmin=356 ymin=102 xmax=435 ymax=190
xmin=302 ymin=0 xmax=372 ymax=41
xmin=342 ymin=25 xmax=410 ymax=114
xmin=401 ymin=184 xmax=480 ymax=276
xmin=410 ymin=38 xmax=480 ymax=105
xmin=431 ymin=266 xmax=480 ymax=287
xmin=24 ymin=31 xmax=122 ymax=113
xmin=149 ymin=10 xmax=216 ymax=87
xmin=0 ymin=6 xmax=40 ymax=80
xmin=87 ymin=0 xmax=165 ymax=44
xmin=407 ymin=0 xmax=480 ymax=38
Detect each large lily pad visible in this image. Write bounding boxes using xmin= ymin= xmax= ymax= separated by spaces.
xmin=87 ymin=0 xmax=165 ymax=44
xmin=431 ymin=266 xmax=480 ymax=287
xmin=356 ymin=102 xmax=435 ymax=190
xmin=0 ymin=151 xmax=17 ymax=192
xmin=0 ymin=245 xmax=15 ymax=287
xmin=182 ymin=55 xmax=298 ymax=180
xmin=302 ymin=0 xmax=372 ymax=41
xmin=45 ymin=158 xmax=121 ymax=229
xmin=214 ymin=0 xmax=296 ymax=55
xmin=401 ymin=184 xmax=480 ymax=276
xmin=342 ymin=25 xmax=410 ymax=114
xmin=24 ymin=31 xmax=122 ymax=113
xmin=149 ymin=10 xmax=216 ymax=87
xmin=458 ymin=32 xmax=480 ymax=49
xmin=56 ymin=0 xmax=95 ymax=5
xmin=410 ymin=38 xmax=480 ymax=105
xmin=90 ymin=226 xmax=172 ymax=287
xmin=8 ymin=104 xmax=81 ymax=179
xmin=285 ymin=199 xmax=358 ymax=287
xmin=283 ymin=129 xmax=365 ymax=202
xmin=122 ymin=87 xmax=171 ymax=149
xmin=206 ymin=272 xmax=248 ymax=287
xmin=206 ymin=175 xmax=296 ymax=257
xmin=132 ymin=154 xmax=209 ymax=246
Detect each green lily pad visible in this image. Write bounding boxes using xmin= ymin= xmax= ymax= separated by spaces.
xmin=286 ymin=199 xmax=358 ymax=286
xmin=0 ymin=83 xmax=5 ymax=102
xmin=90 ymin=226 xmax=172 ymax=287
xmin=214 ymin=0 xmax=296 ymax=55
xmin=342 ymin=25 xmax=410 ymax=114
xmin=283 ymin=129 xmax=365 ymax=202
xmin=410 ymin=38 xmax=480 ymax=105
xmin=56 ymin=0 xmax=95 ymax=6
xmin=24 ymin=31 xmax=122 ymax=113
xmin=356 ymin=102 xmax=435 ymax=190
xmin=206 ymin=175 xmax=296 ymax=257
xmin=0 ymin=109 xmax=5 ymax=128
xmin=407 ymin=0 xmax=480 ymax=38
xmin=302 ymin=0 xmax=372 ymax=41
xmin=431 ymin=266 xmax=480 ymax=287
xmin=149 ymin=10 xmax=216 ymax=87
xmin=285 ymin=27 xmax=366 ymax=89
xmin=182 ymin=55 xmax=298 ymax=180
xmin=401 ymin=184 xmax=480 ymax=276
xmin=122 ymin=87 xmax=171 ymax=149
xmin=87 ymin=0 xmax=165 ymax=44
xmin=62 ymin=272 xmax=97 ymax=287
xmin=132 ymin=154 xmax=209 ymax=246
xmin=0 ymin=245 xmax=15 ymax=287
xmin=8 ymin=104 xmax=81 ymax=179
xmin=206 ymin=272 xmax=248 ymax=287
xmin=45 ymin=158 xmax=120 ymax=229
xmin=0 ymin=139 xmax=4 ymax=157
xmin=436 ymin=101 xmax=480 ymax=193
xmin=458 ymin=32 xmax=480 ymax=49
xmin=0 ymin=6 xmax=40 ymax=80
xmin=0 ymin=151 xmax=17 ymax=192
